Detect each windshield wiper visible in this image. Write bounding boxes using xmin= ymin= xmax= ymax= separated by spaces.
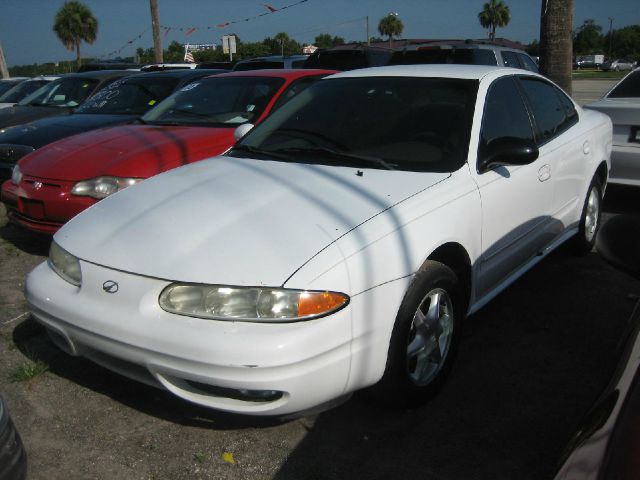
xmin=229 ymin=144 xmax=292 ymax=160
xmin=270 ymin=146 xmax=397 ymax=170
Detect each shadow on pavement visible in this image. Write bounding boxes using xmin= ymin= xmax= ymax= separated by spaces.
xmin=273 ymin=251 xmax=640 ymax=480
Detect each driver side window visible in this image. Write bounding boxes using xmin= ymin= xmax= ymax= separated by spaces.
xmin=478 ymin=76 xmax=535 ymax=169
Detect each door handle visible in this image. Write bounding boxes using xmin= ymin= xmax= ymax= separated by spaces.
xmin=538 ymin=164 xmax=551 ymax=182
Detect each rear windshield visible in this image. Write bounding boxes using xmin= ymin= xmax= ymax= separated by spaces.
xmin=389 ymin=48 xmax=497 ymax=66
xmin=608 ymin=71 xmax=640 ymax=98
xmin=233 ymin=61 xmax=284 ymax=71
xmin=304 ymin=51 xmax=370 ymax=70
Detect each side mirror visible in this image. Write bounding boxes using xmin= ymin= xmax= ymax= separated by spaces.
xmin=234 ymin=123 xmax=254 ymax=141
xmin=478 ymin=137 xmax=539 ymax=173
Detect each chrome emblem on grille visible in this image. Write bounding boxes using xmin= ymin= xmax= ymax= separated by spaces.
xmin=102 ymin=280 xmax=119 ymax=294
xmin=32 ymin=181 xmax=43 ymax=190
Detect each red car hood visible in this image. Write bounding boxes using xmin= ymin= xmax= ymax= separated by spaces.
xmin=19 ymin=124 xmax=236 ymax=181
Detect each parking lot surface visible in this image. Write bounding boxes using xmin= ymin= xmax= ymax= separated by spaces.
xmin=0 ymin=78 xmax=638 ymax=480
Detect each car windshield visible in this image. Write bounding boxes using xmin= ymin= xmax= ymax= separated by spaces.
xmin=231 ymin=76 xmax=478 ymax=172
xmin=0 ymin=80 xmax=50 ymax=103
xmin=75 ymin=77 xmax=180 ymax=115
xmin=0 ymin=81 xmax=20 ymax=97
xmin=17 ymin=77 xmax=99 ymax=107
xmin=608 ymin=71 xmax=640 ymax=98
xmin=141 ymin=76 xmax=284 ymax=126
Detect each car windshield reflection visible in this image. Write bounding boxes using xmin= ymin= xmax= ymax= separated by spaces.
xmin=231 ymin=76 xmax=478 ymax=172
xmin=141 ymin=76 xmax=285 ymax=127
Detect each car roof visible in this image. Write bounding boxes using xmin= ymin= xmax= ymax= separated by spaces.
xmin=199 ymin=68 xmax=338 ymax=80
xmin=330 ymin=64 xmax=529 ymax=81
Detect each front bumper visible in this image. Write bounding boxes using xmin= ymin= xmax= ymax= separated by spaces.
xmin=1 ymin=176 xmax=95 ymax=234
xmin=25 ymin=261 xmax=354 ymax=416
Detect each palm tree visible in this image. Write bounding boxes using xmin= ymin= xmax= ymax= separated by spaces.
xmin=53 ymin=1 xmax=98 ymax=70
xmin=539 ymin=0 xmax=574 ymax=94
xmin=378 ymin=13 xmax=404 ymax=48
xmin=478 ymin=0 xmax=511 ymax=40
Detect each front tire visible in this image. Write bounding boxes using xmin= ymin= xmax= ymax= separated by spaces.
xmin=370 ymin=261 xmax=461 ymax=407
xmin=571 ymin=177 xmax=602 ymax=255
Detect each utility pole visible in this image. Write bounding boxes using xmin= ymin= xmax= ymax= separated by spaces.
xmin=0 ymin=42 xmax=9 ymax=79
xmin=150 ymin=0 xmax=163 ymax=63
xmin=608 ymin=17 xmax=614 ymax=59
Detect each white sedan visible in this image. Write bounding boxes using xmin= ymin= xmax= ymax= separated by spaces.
xmin=25 ymin=65 xmax=612 ymax=416
xmin=585 ymin=68 xmax=640 ymax=186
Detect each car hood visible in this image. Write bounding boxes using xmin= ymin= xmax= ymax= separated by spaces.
xmin=0 ymin=114 xmax=138 ymax=150
xmin=0 ymin=105 xmax=70 ymax=129
xmin=19 ymin=123 xmax=236 ymax=181
xmin=584 ymin=97 xmax=640 ymax=125
xmin=56 ymin=155 xmax=450 ymax=287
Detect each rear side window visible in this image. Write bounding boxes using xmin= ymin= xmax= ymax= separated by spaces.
xmin=501 ymin=51 xmax=521 ymax=68
xmin=518 ymin=77 xmax=577 ymax=145
xmin=518 ymin=53 xmax=539 ymax=73
xmin=608 ymin=71 xmax=640 ymax=98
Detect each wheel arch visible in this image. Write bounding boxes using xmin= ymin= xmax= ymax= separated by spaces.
xmin=427 ymin=242 xmax=472 ymax=315
xmin=594 ymin=160 xmax=608 ymax=191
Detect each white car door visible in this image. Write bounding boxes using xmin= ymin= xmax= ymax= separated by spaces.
xmin=472 ymin=75 xmax=555 ymax=299
xmin=517 ymin=76 xmax=585 ymax=230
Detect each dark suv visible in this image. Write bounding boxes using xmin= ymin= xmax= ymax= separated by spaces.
xmin=389 ymin=40 xmax=539 ymax=72
xmin=303 ymin=45 xmax=394 ymax=71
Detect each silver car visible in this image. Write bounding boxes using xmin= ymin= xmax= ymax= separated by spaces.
xmin=585 ymin=68 xmax=640 ymax=186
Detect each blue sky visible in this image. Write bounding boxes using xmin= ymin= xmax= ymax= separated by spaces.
xmin=2 ymin=0 xmax=639 ymax=66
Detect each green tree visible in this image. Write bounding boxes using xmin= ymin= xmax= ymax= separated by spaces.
xmin=573 ymin=19 xmax=603 ymax=55
xmin=237 ymin=42 xmax=271 ymax=59
xmin=606 ymin=25 xmax=640 ymax=59
xmin=478 ymin=0 xmax=511 ymax=40
xmin=263 ymin=32 xmax=301 ymax=56
xmin=526 ymin=39 xmax=540 ymax=57
xmin=378 ymin=14 xmax=404 ymax=47
xmin=314 ymin=34 xmax=345 ymax=49
xmin=165 ymin=40 xmax=184 ymax=62
xmin=53 ymin=1 xmax=99 ymax=70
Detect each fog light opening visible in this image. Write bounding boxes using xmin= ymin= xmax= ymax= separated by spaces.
xmin=184 ymin=380 xmax=284 ymax=403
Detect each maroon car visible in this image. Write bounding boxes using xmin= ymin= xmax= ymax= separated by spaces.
xmin=1 ymin=69 xmax=336 ymax=234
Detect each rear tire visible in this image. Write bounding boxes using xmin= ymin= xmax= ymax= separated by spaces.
xmin=571 ymin=177 xmax=602 ymax=255
xmin=370 ymin=261 xmax=461 ymax=407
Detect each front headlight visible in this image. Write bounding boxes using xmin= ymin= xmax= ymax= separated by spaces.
xmin=11 ymin=165 xmax=22 ymax=185
xmin=159 ymin=284 xmax=349 ymax=322
xmin=71 ymin=176 xmax=141 ymax=199
xmin=48 ymin=241 xmax=82 ymax=286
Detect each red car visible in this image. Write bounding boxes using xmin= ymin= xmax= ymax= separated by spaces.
xmin=1 ymin=69 xmax=335 ymax=234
